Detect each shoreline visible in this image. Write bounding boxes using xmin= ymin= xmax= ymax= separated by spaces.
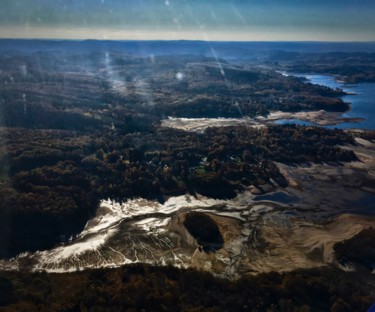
xmin=263 ymin=110 xmax=364 ymax=126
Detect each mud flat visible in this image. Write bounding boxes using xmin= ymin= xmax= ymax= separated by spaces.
xmin=277 ymin=135 xmax=375 ymax=212
xmin=161 ymin=111 xmax=364 ymax=132
xmin=0 ymin=195 xmax=251 ymax=276
xmin=263 ymin=110 xmax=364 ymax=126
xmin=161 ymin=117 xmax=265 ymax=132
xmin=345 ymin=136 xmax=375 ymax=182
xmin=1 ymin=190 xmax=374 ymax=278
xmin=242 ymin=213 xmax=375 ymax=274
xmin=237 ymin=134 xmax=375 ymax=274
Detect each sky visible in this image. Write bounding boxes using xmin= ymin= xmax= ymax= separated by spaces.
xmin=0 ymin=0 xmax=374 ymax=41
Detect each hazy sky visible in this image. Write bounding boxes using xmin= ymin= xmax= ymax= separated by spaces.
xmin=0 ymin=0 xmax=374 ymax=41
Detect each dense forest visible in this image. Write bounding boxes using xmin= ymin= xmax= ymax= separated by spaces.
xmin=0 ymin=51 xmax=349 ymax=131
xmin=269 ymin=51 xmax=375 ymax=83
xmin=0 ymin=263 xmax=373 ymax=311
xmin=334 ymin=228 xmax=375 ymax=271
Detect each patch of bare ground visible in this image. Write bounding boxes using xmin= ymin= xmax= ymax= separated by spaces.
xmin=264 ymin=110 xmax=364 ymax=126
xmin=242 ymin=214 xmax=375 ymax=274
xmin=161 ymin=117 xmax=264 ymax=132
xmin=276 ymin=133 xmax=375 ymax=211
xmin=237 ymin=133 xmax=375 ymax=274
xmin=345 ymin=136 xmax=375 ymax=187
xmin=168 ymin=211 xmax=244 ymax=275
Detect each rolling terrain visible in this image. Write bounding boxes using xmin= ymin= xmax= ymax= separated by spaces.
xmin=1 ymin=40 xmax=375 ymax=311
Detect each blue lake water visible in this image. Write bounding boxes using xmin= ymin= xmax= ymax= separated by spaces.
xmin=274 ymin=119 xmax=317 ymax=126
xmin=287 ymin=74 xmax=375 ymax=130
xmin=253 ymin=191 xmax=300 ymax=203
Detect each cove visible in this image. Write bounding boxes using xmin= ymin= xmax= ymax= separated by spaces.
xmin=294 ymin=73 xmax=375 ymax=130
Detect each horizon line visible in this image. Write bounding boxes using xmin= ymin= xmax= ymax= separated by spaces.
xmin=1 ymin=26 xmax=374 ymax=42
xmin=1 ymin=37 xmax=375 ymax=44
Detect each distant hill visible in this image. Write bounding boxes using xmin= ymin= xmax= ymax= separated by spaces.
xmin=1 ymin=39 xmax=375 ymax=59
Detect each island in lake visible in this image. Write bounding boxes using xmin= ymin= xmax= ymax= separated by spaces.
xmin=0 ymin=40 xmax=375 ymax=311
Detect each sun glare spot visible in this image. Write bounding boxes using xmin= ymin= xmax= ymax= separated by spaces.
xmin=149 ymin=54 xmax=156 ymax=64
xmin=176 ymin=72 xmax=184 ymax=80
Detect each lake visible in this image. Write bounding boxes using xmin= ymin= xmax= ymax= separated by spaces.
xmin=294 ymin=74 xmax=375 ymax=130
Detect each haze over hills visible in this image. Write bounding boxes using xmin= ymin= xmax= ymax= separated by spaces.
xmin=1 ymin=39 xmax=375 ymax=58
